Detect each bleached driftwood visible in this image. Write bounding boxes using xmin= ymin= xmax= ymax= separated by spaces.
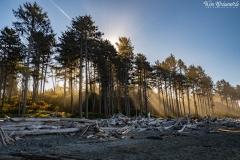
xmin=0 ymin=121 xmax=45 ymax=127
xmin=117 ymin=124 xmax=135 ymax=135
xmin=79 ymin=123 xmax=96 ymax=136
xmin=0 ymin=128 xmax=14 ymax=148
xmin=185 ymin=124 xmax=197 ymax=129
xmin=10 ymin=118 xmax=60 ymax=122
xmin=164 ymin=125 xmax=173 ymax=130
xmin=99 ymin=127 xmax=118 ymax=132
xmin=26 ymin=125 xmax=62 ymax=130
xmin=219 ymin=128 xmax=240 ymax=133
xmin=60 ymin=118 xmax=97 ymax=123
xmin=1 ymin=114 xmax=239 ymax=144
xmin=8 ymin=128 xmax=80 ymax=136
xmin=44 ymin=121 xmax=72 ymax=126
xmin=177 ymin=125 xmax=186 ymax=133
xmin=1 ymin=126 xmax=26 ymax=131
xmin=174 ymin=118 xmax=183 ymax=127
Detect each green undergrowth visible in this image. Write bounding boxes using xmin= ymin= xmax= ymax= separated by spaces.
xmin=0 ymin=99 xmax=108 ymax=119
xmin=0 ymin=110 xmax=108 ymax=119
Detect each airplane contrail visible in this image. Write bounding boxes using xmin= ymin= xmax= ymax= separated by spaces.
xmin=49 ymin=0 xmax=71 ymax=20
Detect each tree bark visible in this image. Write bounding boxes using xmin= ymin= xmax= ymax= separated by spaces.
xmin=22 ymin=35 xmax=32 ymax=114
xmin=192 ymin=86 xmax=198 ymax=117
xmin=85 ymin=39 xmax=88 ymax=119
xmin=79 ymin=39 xmax=83 ymax=117
xmin=8 ymin=76 xmax=14 ymax=103
xmin=186 ymin=87 xmax=190 ymax=114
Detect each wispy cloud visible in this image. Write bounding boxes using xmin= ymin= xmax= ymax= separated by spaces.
xmin=49 ymin=0 xmax=71 ymax=20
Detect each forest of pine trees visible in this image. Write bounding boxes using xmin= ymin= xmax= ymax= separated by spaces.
xmin=0 ymin=2 xmax=240 ymax=118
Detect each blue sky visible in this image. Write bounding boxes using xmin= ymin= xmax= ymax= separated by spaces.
xmin=0 ymin=0 xmax=240 ymax=88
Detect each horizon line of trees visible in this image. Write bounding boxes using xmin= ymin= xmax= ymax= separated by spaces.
xmin=0 ymin=2 xmax=239 ymax=118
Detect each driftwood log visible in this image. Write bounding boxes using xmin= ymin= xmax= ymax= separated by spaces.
xmin=9 ymin=118 xmax=61 ymax=122
xmin=9 ymin=128 xmax=80 ymax=136
xmin=0 ymin=128 xmax=14 ymax=148
xmin=0 ymin=114 xmax=239 ymax=149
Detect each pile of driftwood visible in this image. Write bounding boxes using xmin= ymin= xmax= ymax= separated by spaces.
xmin=1 ymin=113 xmax=240 ymax=148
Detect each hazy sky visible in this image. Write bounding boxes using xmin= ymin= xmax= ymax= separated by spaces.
xmin=0 ymin=0 xmax=240 ymax=89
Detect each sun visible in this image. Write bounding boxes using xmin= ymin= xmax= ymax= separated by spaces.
xmin=104 ymin=35 xmax=118 ymax=48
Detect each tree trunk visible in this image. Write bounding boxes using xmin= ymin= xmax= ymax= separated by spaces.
xmin=42 ymin=63 xmax=48 ymax=103
xmin=186 ymin=87 xmax=190 ymax=114
xmin=174 ymin=80 xmax=180 ymax=117
xmin=225 ymin=94 xmax=229 ymax=112
xmin=124 ymin=72 xmax=128 ymax=116
xmin=79 ymin=40 xmax=83 ymax=117
xmin=70 ymin=76 xmax=73 ymax=115
xmin=110 ymin=68 xmax=114 ymax=115
xmin=51 ymin=68 xmax=56 ymax=94
xmin=209 ymin=91 xmax=214 ymax=116
xmin=169 ymin=82 xmax=174 ymax=116
xmin=192 ymin=87 xmax=198 ymax=117
xmin=7 ymin=76 xmax=14 ymax=104
xmin=63 ymin=68 xmax=67 ymax=110
xmin=85 ymin=39 xmax=88 ymax=119
xmin=139 ymin=72 xmax=143 ymax=116
xmin=181 ymin=87 xmax=185 ymax=116
xmin=116 ymin=80 xmax=119 ymax=113
xmin=127 ymin=93 xmax=131 ymax=116
xmin=89 ymin=62 xmax=93 ymax=113
xmin=164 ymin=81 xmax=169 ymax=116
xmin=204 ymin=97 xmax=208 ymax=115
xmin=18 ymin=89 xmax=21 ymax=114
xmin=143 ymin=68 xmax=148 ymax=117
xmin=22 ymin=36 xmax=32 ymax=114
xmin=99 ymin=79 xmax=101 ymax=114
xmin=104 ymin=86 xmax=107 ymax=115
xmin=160 ymin=82 xmax=166 ymax=116
xmin=92 ymin=67 xmax=96 ymax=113
xmin=1 ymin=73 xmax=7 ymax=107
xmin=0 ymin=73 xmax=3 ymax=107
xmin=198 ymin=94 xmax=204 ymax=116
xmin=39 ymin=64 xmax=44 ymax=100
